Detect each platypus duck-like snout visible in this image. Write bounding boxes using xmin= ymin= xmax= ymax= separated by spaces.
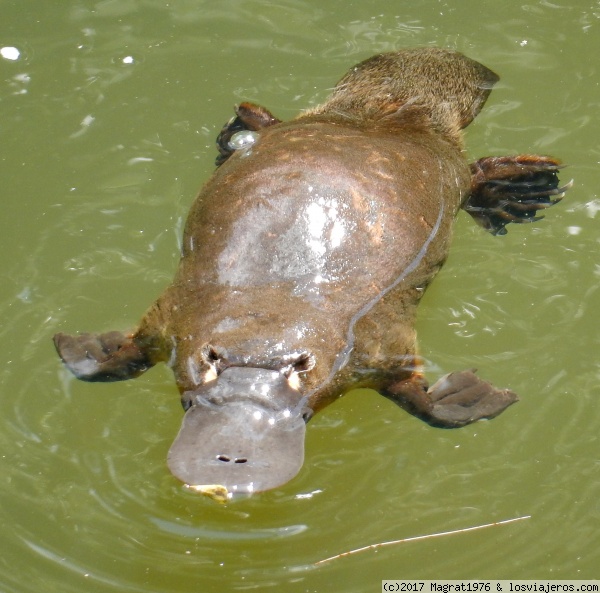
xmin=167 ymin=366 xmax=311 ymax=498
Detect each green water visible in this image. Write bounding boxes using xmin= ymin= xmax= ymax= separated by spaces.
xmin=1 ymin=1 xmax=599 ymax=591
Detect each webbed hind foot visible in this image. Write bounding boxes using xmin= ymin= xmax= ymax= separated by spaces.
xmin=464 ymin=155 xmax=571 ymax=235
xmin=383 ymin=370 xmax=518 ymax=428
xmin=216 ymin=102 xmax=281 ymax=166
xmin=53 ymin=331 xmax=151 ymax=382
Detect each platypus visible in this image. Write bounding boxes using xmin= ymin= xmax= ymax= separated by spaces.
xmin=54 ymin=48 xmax=569 ymax=497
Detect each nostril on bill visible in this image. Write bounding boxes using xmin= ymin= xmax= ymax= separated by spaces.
xmin=215 ymin=454 xmax=248 ymax=464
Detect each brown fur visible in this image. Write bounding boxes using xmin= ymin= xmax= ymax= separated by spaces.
xmin=303 ymin=47 xmax=498 ymax=147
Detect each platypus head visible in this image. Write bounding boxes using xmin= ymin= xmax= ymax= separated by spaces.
xmin=167 ymin=351 xmax=314 ymax=497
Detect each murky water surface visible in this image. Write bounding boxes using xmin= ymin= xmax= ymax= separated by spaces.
xmin=1 ymin=1 xmax=599 ymax=591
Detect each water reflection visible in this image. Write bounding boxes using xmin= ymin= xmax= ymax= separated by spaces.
xmin=151 ymin=517 xmax=307 ymax=540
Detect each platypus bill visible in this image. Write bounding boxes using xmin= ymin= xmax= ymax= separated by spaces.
xmin=54 ymin=47 xmax=569 ymax=498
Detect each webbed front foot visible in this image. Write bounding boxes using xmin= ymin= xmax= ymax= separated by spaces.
xmin=464 ymin=155 xmax=571 ymax=235
xmin=383 ymin=370 xmax=518 ymax=428
xmin=53 ymin=331 xmax=151 ymax=382
xmin=215 ymin=102 xmax=281 ymax=166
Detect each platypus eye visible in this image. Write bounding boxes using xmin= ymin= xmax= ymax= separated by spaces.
xmin=282 ymin=351 xmax=316 ymax=375
xmin=201 ymin=344 xmax=222 ymax=364
xmin=200 ymin=343 xmax=229 ymax=374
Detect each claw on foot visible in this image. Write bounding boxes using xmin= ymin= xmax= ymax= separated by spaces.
xmin=464 ymin=155 xmax=571 ymax=235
